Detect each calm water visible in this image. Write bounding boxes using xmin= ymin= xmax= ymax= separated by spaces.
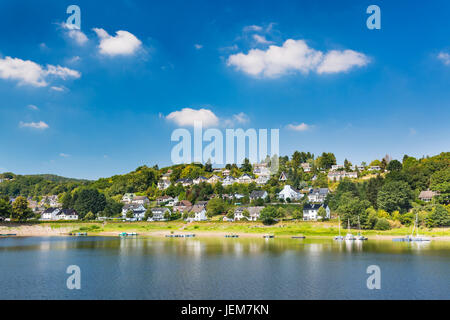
xmin=0 ymin=236 xmax=449 ymax=300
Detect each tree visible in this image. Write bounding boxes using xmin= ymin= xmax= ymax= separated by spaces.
xmin=318 ymin=206 xmax=328 ymax=220
xmin=387 ymin=159 xmax=402 ymax=172
xmin=242 ymin=209 xmax=250 ymax=219
xmin=260 ymin=206 xmax=277 ymax=225
xmin=206 ymin=198 xmax=228 ymax=216
xmin=0 ymin=197 xmax=12 ymax=219
xmin=84 ymin=211 xmax=95 ymax=220
xmin=72 ymin=188 xmax=107 ymax=218
xmin=126 ymin=210 xmax=134 ymax=219
xmin=430 ymin=168 xmax=450 ymax=204
xmin=11 ymin=196 xmax=33 ymax=221
xmin=377 ymin=181 xmax=413 ymax=213
xmin=374 ymin=218 xmax=391 ymax=230
xmin=226 ymin=209 xmax=235 ymax=220
xmin=317 ymin=152 xmax=336 ymax=170
xmin=427 ymin=205 xmax=450 ymax=227
xmin=241 ymin=158 xmax=252 ymax=173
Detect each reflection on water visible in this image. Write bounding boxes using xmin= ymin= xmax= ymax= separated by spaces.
xmin=0 ymin=236 xmax=449 ymax=300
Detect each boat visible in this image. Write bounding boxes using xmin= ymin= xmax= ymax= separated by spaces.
xmin=291 ymin=235 xmax=306 ymax=239
xmin=0 ymin=233 xmax=16 ymax=237
xmin=344 ymin=219 xmax=355 ymax=241
xmin=225 ymin=234 xmax=239 ymax=238
xmin=395 ymin=213 xmax=431 ymax=242
xmin=75 ymin=232 xmax=87 ymax=236
xmin=355 ymin=216 xmax=368 ymax=241
xmin=334 ymin=217 xmax=344 ymax=240
xmin=263 ymin=234 xmax=274 ymax=238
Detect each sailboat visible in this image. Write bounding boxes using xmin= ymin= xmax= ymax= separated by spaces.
xmin=355 ymin=216 xmax=368 ymax=241
xmin=334 ymin=216 xmax=344 ymax=240
xmin=405 ymin=213 xmax=431 ymax=242
xmin=344 ymin=219 xmax=355 ymax=241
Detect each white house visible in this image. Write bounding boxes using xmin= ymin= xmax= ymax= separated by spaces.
xmin=308 ymin=188 xmax=329 ymax=203
xmin=132 ymin=196 xmax=150 ymax=206
xmin=122 ymin=204 xmax=147 ymax=221
xmin=121 ymin=193 xmax=136 ymax=203
xmin=222 ymin=176 xmax=236 ymax=186
xmin=279 ymin=172 xmax=287 ymax=181
xmin=40 ymin=195 xmax=60 ymax=208
xmin=208 ymin=175 xmax=221 ymax=184
xmin=234 ymin=206 xmax=264 ymax=221
xmin=238 ymin=174 xmax=253 ymax=184
xmin=253 ymin=163 xmax=270 ymax=176
xmin=186 ymin=204 xmax=207 ymax=222
xmin=250 ymin=190 xmax=268 ymax=201
xmin=255 ymin=174 xmax=270 ymax=185
xmin=157 ymin=179 xmax=171 ymax=190
xmin=331 ymin=164 xmax=344 ymax=171
xmin=148 ymin=207 xmax=171 ymax=221
xmin=56 ymin=209 xmax=79 ymax=220
xmin=303 ymin=204 xmax=330 ymax=221
xmin=41 ymin=208 xmax=61 ymax=220
xmin=278 ymin=185 xmax=303 ymax=201
xmin=193 ymin=176 xmax=208 ymax=184
xmin=301 ymin=163 xmax=311 ymax=172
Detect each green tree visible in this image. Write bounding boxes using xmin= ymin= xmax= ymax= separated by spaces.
xmin=318 ymin=206 xmax=328 ymax=220
xmin=73 ymin=188 xmax=107 ymax=218
xmin=374 ymin=218 xmax=391 ymax=230
xmin=0 ymin=197 xmax=12 ymax=219
xmin=427 ymin=205 xmax=450 ymax=227
xmin=206 ymin=197 xmax=227 ymax=216
xmin=377 ymin=181 xmax=413 ymax=213
xmin=11 ymin=196 xmax=33 ymax=221
xmin=260 ymin=206 xmax=277 ymax=225
xmin=387 ymin=159 xmax=402 ymax=172
xmin=84 ymin=211 xmax=95 ymax=220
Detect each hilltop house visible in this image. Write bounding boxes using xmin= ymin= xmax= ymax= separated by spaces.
xmin=368 ymin=166 xmax=381 ymax=171
xmin=278 ymin=185 xmax=303 ymax=201
xmin=308 ymin=188 xmax=329 ymax=203
xmin=157 ymin=179 xmax=171 ymax=190
xmin=148 ymin=207 xmax=171 ymax=221
xmin=186 ymin=204 xmax=207 ymax=222
xmin=121 ymin=193 xmax=136 ymax=204
xmin=176 ymin=178 xmax=193 ymax=187
xmin=156 ymin=195 xmax=175 ymax=206
xmin=208 ymin=175 xmax=221 ymax=184
xmin=418 ymin=190 xmax=438 ymax=202
xmin=327 ymin=171 xmax=358 ymax=181
xmin=40 ymin=195 xmax=60 ymax=208
xmin=253 ymin=163 xmax=270 ymax=176
xmin=331 ymin=165 xmax=344 ymax=171
xmin=122 ymin=204 xmax=146 ymax=221
xmin=222 ymin=169 xmax=231 ymax=176
xmin=279 ymin=172 xmax=288 ymax=181
xmin=301 ymin=163 xmax=311 ymax=172
xmin=238 ymin=174 xmax=253 ymax=184
xmin=132 ymin=196 xmax=150 ymax=206
xmin=193 ymin=176 xmax=208 ymax=184
xmin=173 ymin=200 xmax=192 ymax=213
xmin=222 ymin=176 xmax=236 ymax=186
xmin=255 ymin=174 xmax=270 ymax=185
xmin=250 ymin=190 xmax=268 ymax=201
xmin=303 ymin=204 xmax=330 ymax=221
xmin=41 ymin=208 xmax=61 ymax=220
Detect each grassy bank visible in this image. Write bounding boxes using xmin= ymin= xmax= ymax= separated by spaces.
xmin=10 ymin=220 xmax=446 ymax=238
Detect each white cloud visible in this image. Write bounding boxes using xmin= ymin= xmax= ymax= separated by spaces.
xmin=27 ymin=104 xmax=39 ymax=111
xmin=233 ymin=112 xmax=250 ymax=124
xmin=19 ymin=121 xmax=49 ymax=130
xmin=194 ymin=44 xmax=203 ymax=50
xmin=50 ymin=86 xmax=65 ymax=92
xmin=286 ymin=123 xmax=311 ymax=131
xmin=244 ymin=25 xmax=263 ymax=32
xmin=59 ymin=153 xmax=70 ymax=158
xmin=438 ymin=52 xmax=450 ymax=65
xmin=227 ymin=39 xmax=369 ymax=78
xmin=93 ymin=28 xmax=142 ymax=56
xmin=317 ymin=50 xmax=369 ymax=74
xmin=61 ymin=23 xmax=88 ymax=45
xmin=253 ymin=34 xmax=273 ymax=45
xmin=166 ymin=108 xmax=219 ymax=127
xmin=0 ymin=56 xmax=80 ymax=87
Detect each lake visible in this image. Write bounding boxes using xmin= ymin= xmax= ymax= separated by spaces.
xmin=0 ymin=236 xmax=449 ymax=299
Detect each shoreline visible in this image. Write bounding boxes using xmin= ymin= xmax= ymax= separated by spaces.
xmin=2 ymin=224 xmax=450 ymax=241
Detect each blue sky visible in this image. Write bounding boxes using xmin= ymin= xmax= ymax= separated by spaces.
xmin=0 ymin=0 xmax=449 ymax=179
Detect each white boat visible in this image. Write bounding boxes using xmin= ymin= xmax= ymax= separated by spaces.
xmin=344 ymin=219 xmax=355 ymax=241
xmin=355 ymin=216 xmax=368 ymax=241
xmin=334 ymin=217 xmax=344 ymax=240
xmin=409 ymin=214 xmax=430 ymax=242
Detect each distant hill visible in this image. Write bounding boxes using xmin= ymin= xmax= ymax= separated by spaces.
xmin=23 ymin=174 xmax=91 ymax=183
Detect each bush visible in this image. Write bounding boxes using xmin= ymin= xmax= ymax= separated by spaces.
xmin=374 ymin=218 xmax=391 ymax=230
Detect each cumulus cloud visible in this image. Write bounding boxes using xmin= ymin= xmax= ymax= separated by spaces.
xmin=27 ymin=104 xmax=39 ymax=111
xmin=19 ymin=121 xmax=49 ymax=130
xmin=50 ymin=86 xmax=65 ymax=92
xmin=0 ymin=56 xmax=80 ymax=87
xmin=286 ymin=123 xmax=311 ymax=131
xmin=166 ymin=108 xmax=219 ymax=127
xmin=438 ymin=52 xmax=450 ymax=65
xmin=93 ymin=28 xmax=142 ymax=56
xmin=61 ymin=23 xmax=88 ymax=45
xmin=227 ymin=39 xmax=369 ymax=78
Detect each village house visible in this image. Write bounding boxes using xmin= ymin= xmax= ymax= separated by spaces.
xmin=57 ymin=209 xmax=79 ymax=220
xmin=40 ymin=195 xmax=60 ymax=208
xmin=368 ymin=166 xmax=381 ymax=171
xmin=193 ymin=176 xmax=208 ymax=184
xmin=301 ymin=163 xmax=311 ymax=172
xmin=234 ymin=206 xmax=264 ymax=221
xmin=176 ymin=178 xmax=193 ymax=187
xmin=121 ymin=193 xmax=136 ymax=204
xmin=279 ymin=172 xmax=288 ymax=181
xmin=250 ymin=190 xmax=268 ymax=201
xmin=222 ymin=175 xmax=236 ymax=186
xmin=122 ymin=204 xmax=147 ymax=221
xmin=303 ymin=204 xmax=330 ymax=221
xmin=41 ymin=208 xmax=61 ymax=220
xmin=131 ymin=196 xmax=150 ymax=206
xmin=156 ymin=195 xmax=175 ymax=206
xmin=173 ymin=200 xmax=193 ymax=213
xmin=255 ymin=174 xmax=270 ymax=185
xmin=278 ymin=185 xmax=303 ymax=201
xmin=331 ymin=164 xmax=345 ymax=171
xmin=148 ymin=207 xmax=171 ymax=221
xmin=207 ymin=175 xmax=221 ymax=184
xmin=238 ymin=173 xmax=253 ymax=184
xmin=222 ymin=169 xmax=231 ymax=176
xmin=418 ymin=190 xmax=439 ymax=202
xmin=253 ymin=163 xmax=270 ymax=176
xmin=327 ymin=171 xmax=358 ymax=181
xmin=186 ymin=204 xmax=207 ymax=222
xmin=157 ymin=179 xmax=171 ymax=190
xmin=307 ymin=188 xmax=329 ymax=203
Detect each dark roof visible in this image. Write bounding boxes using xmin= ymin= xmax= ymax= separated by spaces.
xmin=303 ymin=204 xmax=325 ymax=211
xmin=43 ymin=208 xmax=59 ymax=214
xmin=59 ymin=209 xmax=78 ymax=215
xmin=250 ymin=190 xmax=266 ymax=198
